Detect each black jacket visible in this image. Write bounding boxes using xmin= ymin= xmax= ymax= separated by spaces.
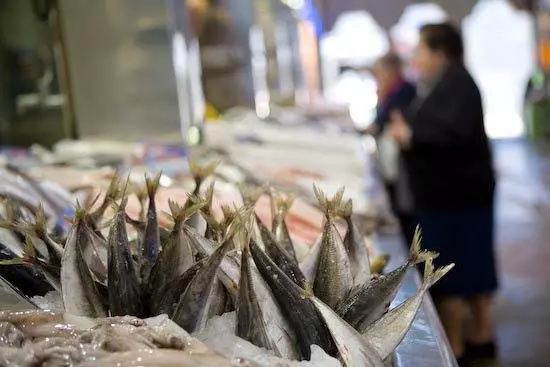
xmin=403 ymin=63 xmax=495 ymax=211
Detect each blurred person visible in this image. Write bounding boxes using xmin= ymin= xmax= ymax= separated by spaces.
xmin=370 ymin=53 xmax=416 ymax=246
xmin=388 ymin=23 xmax=497 ymax=366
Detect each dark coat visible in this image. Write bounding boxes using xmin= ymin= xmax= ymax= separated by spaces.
xmin=374 ymin=80 xmax=416 ymax=134
xmin=403 ymin=63 xmax=495 ymax=211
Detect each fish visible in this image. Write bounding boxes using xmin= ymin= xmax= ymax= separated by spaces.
xmin=107 ymin=198 xmax=144 ymax=317
xmin=171 ymin=238 xmax=231 ymax=333
xmin=139 ymin=172 xmax=162 ymax=282
xmin=310 ymin=296 xmax=384 ymax=367
xmin=270 ymin=190 xmax=299 ymax=261
xmin=299 ymin=235 xmax=322 ymax=285
xmin=89 ymin=173 xmax=121 ymax=226
xmin=61 ymin=206 xmax=107 ymax=318
xmin=148 ymin=200 xmax=203 ymax=294
xmin=255 ymin=213 xmax=307 ymax=288
xmin=249 ymin=238 xmax=337 ymax=360
xmin=236 ymin=239 xmax=279 ymax=355
xmin=186 ymin=160 xmax=218 ymax=236
xmin=339 ymin=199 xmax=372 ymax=285
xmin=337 ymin=228 xmax=437 ymax=333
xmin=312 ymin=186 xmax=353 ymax=308
xmin=363 ymin=259 xmax=454 ymax=360
xmin=79 ymin=215 xmax=108 ymax=285
xmin=151 ymin=259 xmax=206 ymax=315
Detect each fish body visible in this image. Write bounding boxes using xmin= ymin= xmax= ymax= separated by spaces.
xmin=61 ymin=210 xmax=107 ymax=318
xmin=148 ymin=201 xmax=198 ymax=294
xmin=171 ymin=239 xmax=230 ymax=333
xmin=236 ymin=241 xmax=279 ymax=355
xmin=363 ymin=260 xmax=454 ymax=360
xmin=249 ymin=239 xmax=336 ymax=360
xmin=337 ymin=228 xmax=437 ymax=332
xmin=256 ymin=214 xmax=306 ymax=288
xmin=311 ymin=296 xmax=384 ymax=367
xmin=107 ymin=199 xmax=144 ymax=317
xmin=151 ymin=259 xmax=206 ymax=315
xmin=313 ymin=219 xmax=352 ymax=308
xmin=270 ymin=193 xmax=298 ymax=262
xmin=299 ymin=234 xmax=322 ymax=285
xmin=340 ymin=199 xmax=372 ymax=285
xmin=140 ymin=173 xmax=161 ymax=282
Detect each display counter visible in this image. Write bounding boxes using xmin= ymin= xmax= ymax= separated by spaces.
xmin=379 ymin=238 xmax=458 ymax=367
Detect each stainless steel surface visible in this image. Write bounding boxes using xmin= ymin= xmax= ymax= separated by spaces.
xmin=378 ymin=237 xmax=458 ymax=367
xmin=58 ymin=0 xmax=202 ymax=141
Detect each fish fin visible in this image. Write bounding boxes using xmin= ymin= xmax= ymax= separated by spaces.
xmin=313 ymin=184 xmax=345 ymax=219
xmin=237 ymin=183 xmax=263 ymax=206
xmin=189 ymin=159 xmax=219 ymax=190
xmin=168 ymin=199 xmax=203 ymax=224
xmin=145 ymin=172 xmax=162 ymax=201
xmin=23 ymin=234 xmax=37 ymax=261
xmin=275 ymin=193 xmax=295 ymax=217
xmin=422 ymin=259 xmax=454 ymax=289
xmin=409 ymin=226 xmax=439 ymax=264
xmin=337 ymin=199 xmax=353 ymax=219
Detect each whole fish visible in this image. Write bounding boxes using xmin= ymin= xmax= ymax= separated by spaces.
xmin=61 ymin=208 xmax=106 ymax=318
xmin=339 ymin=199 xmax=372 ymax=285
xmin=107 ymin=198 xmax=144 ymax=317
xmin=337 ymin=228 xmax=437 ymax=332
xmin=363 ymin=259 xmax=454 ymax=360
xmin=255 ymin=214 xmax=307 ymax=288
xmin=236 ymin=240 xmax=279 ymax=355
xmin=270 ymin=191 xmax=299 ymax=262
xmin=310 ymin=296 xmax=384 ymax=367
xmin=313 ymin=186 xmax=353 ymax=308
xmin=148 ymin=200 xmax=202 ymax=294
xmin=171 ymin=238 xmax=231 ymax=333
xmin=249 ymin=239 xmax=336 ymax=360
xmin=139 ymin=173 xmax=162 ymax=282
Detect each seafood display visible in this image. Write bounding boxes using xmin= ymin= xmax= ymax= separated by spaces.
xmin=0 ymin=161 xmax=454 ymax=366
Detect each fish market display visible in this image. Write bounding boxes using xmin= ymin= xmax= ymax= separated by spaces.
xmin=0 ymin=160 xmax=454 ymax=367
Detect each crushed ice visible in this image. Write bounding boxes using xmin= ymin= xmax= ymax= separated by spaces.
xmin=194 ymin=312 xmax=341 ymax=367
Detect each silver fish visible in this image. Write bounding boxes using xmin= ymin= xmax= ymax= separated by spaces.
xmin=249 ymin=239 xmax=336 ymax=360
xmin=140 ymin=173 xmax=162 ymax=282
xmin=61 ymin=208 xmax=107 ymax=318
xmin=313 ymin=186 xmax=353 ymax=308
xmin=107 ymin=198 xmax=143 ymax=317
xmin=299 ymin=234 xmax=322 ymax=285
xmin=148 ymin=200 xmax=202 ymax=293
xmin=339 ymin=199 xmax=372 ymax=286
xmin=337 ymin=228 xmax=437 ymax=332
xmin=236 ymin=240 xmax=279 ymax=355
xmin=255 ymin=214 xmax=307 ymax=288
xmin=363 ymin=259 xmax=454 ymax=360
xmin=270 ymin=191 xmax=299 ymax=262
xmin=171 ymin=239 xmax=231 ymax=333
xmin=310 ymin=296 xmax=384 ymax=367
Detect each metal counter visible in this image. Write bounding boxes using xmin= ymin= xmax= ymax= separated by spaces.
xmin=379 ymin=237 xmax=458 ymax=367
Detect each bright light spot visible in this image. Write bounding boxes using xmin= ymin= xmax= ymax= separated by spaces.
xmin=255 ymin=91 xmax=271 ymax=119
xmin=187 ymin=126 xmax=201 ymax=146
xmin=282 ymin=0 xmax=304 ymax=10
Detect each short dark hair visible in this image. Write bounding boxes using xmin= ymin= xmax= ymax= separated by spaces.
xmin=375 ymin=52 xmax=403 ymax=71
xmin=420 ymin=23 xmax=464 ymax=63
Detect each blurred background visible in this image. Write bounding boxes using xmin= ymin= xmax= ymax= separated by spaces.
xmin=0 ymin=0 xmax=549 ymax=366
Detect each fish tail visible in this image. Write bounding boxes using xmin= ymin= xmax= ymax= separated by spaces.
xmin=409 ymin=226 xmax=439 ymax=265
xmin=168 ymin=199 xmax=203 ymax=224
xmin=189 ymin=159 xmax=219 ymax=189
xmin=422 ymin=259 xmax=455 ymax=289
xmin=313 ymin=184 xmax=345 ymax=219
xmin=336 ymin=198 xmax=353 ymax=220
xmin=33 ymin=203 xmax=48 ymax=234
xmin=22 ymin=234 xmax=37 ymax=262
xmin=237 ymin=183 xmax=263 ymax=206
xmin=275 ymin=194 xmax=295 ymax=217
xmin=145 ymin=172 xmax=162 ymax=201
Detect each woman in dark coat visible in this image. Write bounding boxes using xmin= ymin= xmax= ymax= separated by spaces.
xmin=388 ymin=23 xmax=498 ymax=365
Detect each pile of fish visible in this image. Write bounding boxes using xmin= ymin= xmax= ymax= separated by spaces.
xmin=0 ymin=162 xmax=454 ymax=366
xmin=0 ymin=310 xmax=249 ymax=366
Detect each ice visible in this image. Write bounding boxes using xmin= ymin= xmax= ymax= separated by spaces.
xmin=195 ymin=312 xmax=341 ymax=366
xmin=31 ymin=291 xmax=63 ymax=311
